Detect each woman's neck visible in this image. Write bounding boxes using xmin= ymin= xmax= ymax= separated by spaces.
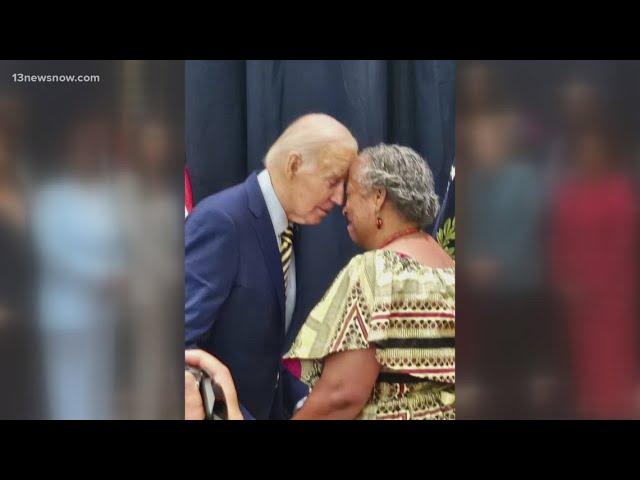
xmin=373 ymin=215 xmax=420 ymax=250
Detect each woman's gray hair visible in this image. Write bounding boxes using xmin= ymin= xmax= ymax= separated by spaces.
xmin=359 ymin=144 xmax=440 ymax=228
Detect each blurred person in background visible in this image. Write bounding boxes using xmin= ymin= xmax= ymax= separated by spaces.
xmin=0 ymin=119 xmax=29 ymax=323
xmin=457 ymin=61 xmax=640 ymax=420
xmin=31 ymin=112 xmax=126 ymax=420
xmin=460 ymin=106 xmax=554 ymax=418
xmin=456 ymin=63 xmax=502 ymax=172
xmin=455 ymin=64 xmax=491 ymax=417
xmin=115 ymin=118 xmax=182 ymax=419
xmin=456 ymin=62 xmax=500 ymax=118
xmin=0 ymin=110 xmax=42 ymax=418
xmin=455 ymin=64 xmax=505 ymax=417
xmin=548 ymin=125 xmax=639 ymax=418
xmin=546 ymin=80 xmax=606 ymax=190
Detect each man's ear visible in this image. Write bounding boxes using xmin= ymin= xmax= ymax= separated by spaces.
xmin=285 ymin=151 xmax=302 ymax=180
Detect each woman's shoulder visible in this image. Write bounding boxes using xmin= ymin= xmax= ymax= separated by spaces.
xmin=341 ymin=250 xmax=391 ymax=275
xmin=332 ymin=251 xmax=390 ymax=286
xmin=342 ymin=250 xmax=455 ymax=282
xmin=373 ymin=248 xmax=454 ymax=270
xmin=339 ymin=250 xmax=449 ymax=286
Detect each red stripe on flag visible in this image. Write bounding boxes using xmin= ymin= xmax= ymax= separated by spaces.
xmin=184 ymin=165 xmax=194 ymax=214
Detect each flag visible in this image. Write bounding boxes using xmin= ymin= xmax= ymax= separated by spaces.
xmin=185 ymin=165 xmax=194 ymax=218
xmin=433 ymin=163 xmax=455 ymax=259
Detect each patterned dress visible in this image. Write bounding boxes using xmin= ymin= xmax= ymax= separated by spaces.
xmin=284 ymin=249 xmax=455 ymax=420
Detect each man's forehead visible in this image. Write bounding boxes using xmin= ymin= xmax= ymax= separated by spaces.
xmin=320 ymin=153 xmax=353 ymax=176
xmin=345 ymin=156 xmax=368 ymax=184
xmin=335 ymin=162 xmax=351 ymax=177
xmin=349 ymin=154 xmax=368 ymax=173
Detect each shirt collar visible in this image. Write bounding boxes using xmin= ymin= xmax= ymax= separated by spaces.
xmin=257 ymin=169 xmax=289 ymax=236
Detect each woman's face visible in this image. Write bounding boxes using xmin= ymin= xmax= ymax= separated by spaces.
xmin=342 ymin=158 xmax=378 ymax=249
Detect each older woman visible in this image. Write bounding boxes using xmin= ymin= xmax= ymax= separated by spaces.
xmin=186 ymin=144 xmax=455 ymax=420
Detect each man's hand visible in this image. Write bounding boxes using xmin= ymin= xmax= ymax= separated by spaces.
xmin=184 ymin=349 xmax=244 ymax=420
xmin=185 ymin=370 xmax=205 ymax=420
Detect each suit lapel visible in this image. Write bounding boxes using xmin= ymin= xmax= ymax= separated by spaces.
xmin=245 ymin=172 xmax=286 ymax=325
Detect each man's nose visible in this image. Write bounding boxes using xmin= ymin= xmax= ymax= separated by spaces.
xmin=330 ymin=182 xmax=345 ymax=206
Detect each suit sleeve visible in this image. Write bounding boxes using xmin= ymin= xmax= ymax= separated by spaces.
xmin=239 ymin=403 xmax=255 ymax=420
xmin=281 ymin=367 xmax=309 ymax=418
xmin=185 ymin=205 xmax=239 ymax=348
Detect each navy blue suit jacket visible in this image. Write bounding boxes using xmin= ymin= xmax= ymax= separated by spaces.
xmin=185 ymin=171 xmax=308 ymax=419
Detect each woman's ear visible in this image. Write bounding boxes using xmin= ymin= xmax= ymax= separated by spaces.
xmin=374 ymin=187 xmax=387 ymax=210
xmin=285 ymin=151 xmax=302 ymax=179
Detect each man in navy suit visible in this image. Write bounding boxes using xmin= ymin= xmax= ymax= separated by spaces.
xmin=185 ymin=114 xmax=358 ymax=419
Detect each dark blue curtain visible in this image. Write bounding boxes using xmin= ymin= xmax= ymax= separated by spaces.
xmin=186 ymin=60 xmax=456 ymax=342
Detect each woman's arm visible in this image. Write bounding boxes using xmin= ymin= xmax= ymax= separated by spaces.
xmin=292 ymin=348 xmax=381 ymax=420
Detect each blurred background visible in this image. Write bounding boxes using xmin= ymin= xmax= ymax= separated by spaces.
xmin=0 ymin=60 xmax=184 ymax=419
xmin=456 ymin=61 xmax=640 ymax=419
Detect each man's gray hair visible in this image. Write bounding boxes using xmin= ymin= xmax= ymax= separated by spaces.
xmin=359 ymin=144 xmax=440 ymax=228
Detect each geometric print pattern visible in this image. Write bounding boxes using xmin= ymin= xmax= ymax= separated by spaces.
xmin=284 ymin=249 xmax=455 ymax=420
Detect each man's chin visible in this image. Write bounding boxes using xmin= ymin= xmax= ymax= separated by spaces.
xmin=293 ymin=210 xmax=330 ymax=225
xmin=289 ymin=214 xmax=321 ymax=226
xmin=303 ymin=216 xmax=323 ymax=225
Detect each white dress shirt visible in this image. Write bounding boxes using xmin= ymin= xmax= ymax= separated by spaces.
xmin=257 ymin=169 xmax=296 ymax=332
